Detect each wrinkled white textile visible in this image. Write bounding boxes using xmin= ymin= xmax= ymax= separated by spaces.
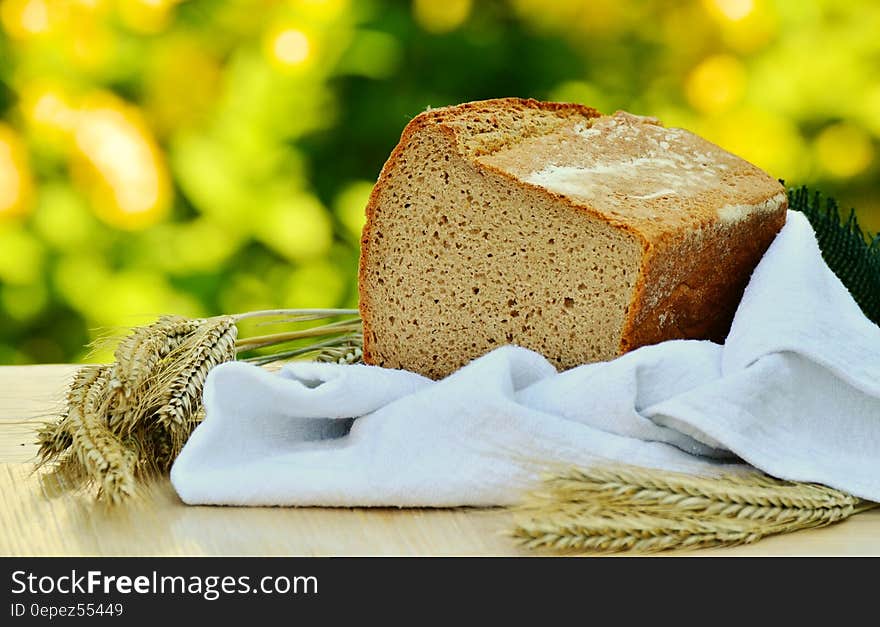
xmin=171 ymin=212 xmax=880 ymax=506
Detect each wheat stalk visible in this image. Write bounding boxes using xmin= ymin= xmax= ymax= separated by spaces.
xmin=234 ymin=319 xmax=362 ymax=352
xmin=240 ymin=333 xmax=363 ymax=366
xmin=35 ymin=309 xmax=363 ymax=503
xmin=511 ymin=465 xmax=877 ymax=554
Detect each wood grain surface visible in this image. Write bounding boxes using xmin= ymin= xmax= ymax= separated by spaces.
xmin=1 ymin=365 xmax=878 ymax=556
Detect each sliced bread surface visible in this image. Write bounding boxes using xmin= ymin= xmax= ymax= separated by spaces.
xmin=358 ymin=98 xmax=786 ymax=379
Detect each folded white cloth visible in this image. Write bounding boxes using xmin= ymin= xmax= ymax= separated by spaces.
xmin=171 ymin=211 xmax=880 ymax=506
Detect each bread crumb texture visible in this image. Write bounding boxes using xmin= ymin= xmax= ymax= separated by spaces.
xmin=359 ymin=99 xmax=786 ymax=379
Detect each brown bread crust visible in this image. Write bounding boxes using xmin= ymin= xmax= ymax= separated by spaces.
xmin=620 ymin=206 xmax=787 ymax=351
xmin=359 ymin=98 xmax=786 ymax=376
xmin=359 ymin=99 xmax=604 ymax=368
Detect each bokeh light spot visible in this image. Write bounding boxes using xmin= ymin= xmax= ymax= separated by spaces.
xmin=335 ymin=181 xmax=374 ymax=239
xmin=1 ymin=0 xmax=50 ymax=38
xmin=0 ymin=226 xmax=44 ymax=285
xmin=685 ymin=54 xmax=747 ymax=114
xmin=272 ymin=28 xmax=311 ymax=66
xmin=143 ymin=218 xmax=241 ymax=274
xmin=54 ymin=253 xmax=202 ymax=331
xmin=32 ymin=183 xmax=99 ymax=251
xmin=0 ymin=125 xmax=33 ymax=219
xmin=298 ymin=0 xmax=349 ymax=22
xmin=72 ymin=94 xmax=171 ymax=230
xmin=285 ymin=262 xmax=345 ymax=308
xmin=413 ymin=0 xmax=471 ymax=34
xmin=705 ymin=0 xmax=754 ymax=22
xmin=697 ymin=107 xmax=808 ymax=181
xmin=254 ymin=195 xmax=334 ymax=262
xmin=19 ymin=0 xmax=48 ymax=32
xmin=32 ymin=91 xmax=76 ymax=131
xmin=118 ymin=0 xmax=179 ymax=34
xmin=2 ymin=283 xmax=48 ymax=321
xmin=219 ymin=273 xmax=276 ymax=318
xmin=144 ymin=39 xmax=221 ymax=137
xmin=814 ymin=123 xmax=875 ymax=179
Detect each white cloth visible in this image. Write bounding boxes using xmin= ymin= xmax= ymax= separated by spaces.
xmin=170 ymin=211 xmax=880 ymax=506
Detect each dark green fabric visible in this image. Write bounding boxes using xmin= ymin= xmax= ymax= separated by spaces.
xmin=788 ymin=186 xmax=880 ymax=326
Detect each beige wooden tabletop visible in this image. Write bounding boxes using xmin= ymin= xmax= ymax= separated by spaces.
xmin=1 ymin=364 xmax=878 ymax=556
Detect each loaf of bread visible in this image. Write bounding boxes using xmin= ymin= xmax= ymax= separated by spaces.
xmin=358 ymin=98 xmax=787 ymax=379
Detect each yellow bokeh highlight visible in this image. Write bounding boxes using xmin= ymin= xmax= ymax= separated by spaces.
xmin=0 ymin=125 xmax=34 ymax=219
xmin=144 ymin=218 xmax=242 ymax=274
xmin=685 ymin=54 xmax=747 ymax=114
xmin=1 ymin=0 xmax=51 ymax=38
xmin=72 ymin=93 xmax=171 ymax=230
xmin=254 ymin=194 xmax=334 ymax=262
xmin=338 ymin=30 xmax=402 ymax=79
xmin=30 ymin=90 xmax=77 ymax=132
xmin=19 ymin=83 xmax=79 ymax=150
xmin=510 ymin=0 xmax=626 ymax=36
xmin=54 ymin=253 xmax=202 ymax=331
xmin=413 ymin=0 xmax=471 ymax=34
xmin=264 ymin=24 xmax=320 ymax=73
xmin=218 ymin=273 xmax=277 ymax=318
xmin=19 ymin=86 xmax=172 ymax=229
xmin=272 ymin=28 xmax=311 ymax=66
xmin=1 ymin=283 xmax=48 ymax=321
xmin=721 ymin=3 xmax=777 ymax=53
xmin=117 ymin=0 xmax=180 ymax=34
xmin=0 ymin=226 xmax=44 ymax=285
xmin=334 ymin=180 xmax=374 ymax=239
xmin=68 ymin=14 xmax=115 ymax=71
xmin=704 ymin=0 xmax=754 ymax=22
xmin=858 ymin=84 xmax=880 ymax=139
xmin=284 ymin=262 xmax=345 ymax=308
xmin=697 ymin=107 xmax=808 ymax=182
xmin=814 ymin=123 xmax=875 ymax=179
xmin=144 ymin=38 xmax=222 ymax=137
xmin=32 ymin=183 xmax=101 ymax=251
xmin=296 ymin=0 xmax=349 ymax=22
xmin=52 ymin=253 xmax=108 ymax=318
xmin=96 ymin=271 xmax=202 ymax=328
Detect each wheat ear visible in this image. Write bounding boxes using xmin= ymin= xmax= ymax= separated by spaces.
xmin=35 ymin=310 xmax=360 ymax=503
xmin=112 ymin=315 xmax=201 ymax=398
xmin=36 ymin=365 xmax=102 ymax=462
xmin=108 ymin=315 xmax=202 ymax=434
xmin=539 ymin=466 xmax=860 ymax=511
xmin=66 ymin=365 xmax=138 ymax=503
xmin=154 ymin=316 xmax=237 ymax=449
xmin=511 ymin=465 xmax=877 ymax=554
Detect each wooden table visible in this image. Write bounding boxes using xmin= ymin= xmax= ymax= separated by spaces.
xmin=1 ymin=365 xmax=878 ymax=556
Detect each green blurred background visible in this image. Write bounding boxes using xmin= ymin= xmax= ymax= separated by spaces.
xmin=0 ymin=0 xmax=878 ymax=364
